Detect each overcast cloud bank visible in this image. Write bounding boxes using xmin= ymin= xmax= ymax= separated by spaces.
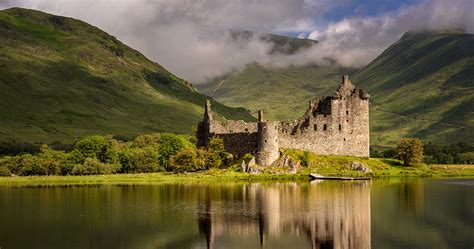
xmin=1 ymin=0 xmax=472 ymax=82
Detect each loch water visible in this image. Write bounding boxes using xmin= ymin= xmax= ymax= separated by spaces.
xmin=0 ymin=178 xmax=472 ymax=249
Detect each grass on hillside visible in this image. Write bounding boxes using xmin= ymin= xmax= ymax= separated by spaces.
xmin=199 ymin=63 xmax=355 ymax=121
xmin=0 ymin=8 xmax=254 ymax=145
xmin=353 ymin=31 xmax=474 ymax=146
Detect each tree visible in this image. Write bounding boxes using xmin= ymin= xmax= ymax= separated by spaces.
xmin=37 ymin=144 xmax=68 ymax=175
xmin=71 ymin=158 xmax=120 ymax=175
xmin=0 ymin=166 xmax=10 ymax=176
xmin=205 ymin=137 xmax=232 ymax=168
xmin=118 ymin=147 xmax=163 ymax=173
xmin=207 ymin=137 xmax=225 ymax=154
xmin=157 ymin=133 xmax=195 ymax=171
xmin=73 ymin=135 xmax=109 ymax=162
xmin=396 ymin=138 xmax=424 ymax=166
xmin=72 ymin=135 xmax=121 ymax=164
xmin=170 ymin=147 xmax=206 ymax=172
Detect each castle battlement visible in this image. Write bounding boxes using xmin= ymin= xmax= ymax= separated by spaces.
xmin=197 ymin=75 xmax=370 ymax=166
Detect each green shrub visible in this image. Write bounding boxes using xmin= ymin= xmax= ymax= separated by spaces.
xmin=284 ymin=149 xmax=316 ymax=166
xmin=132 ymin=133 xmax=161 ymax=148
xmin=434 ymin=153 xmax=454 ymax=164
xmin=297 ymin=151 xmax=313 ymax=167
xmin=68 ymin=149 xmax=85 ymax=164
xmin=71 ymin=164 xmax=88 ymax=175
xmin=72 ymin=135 xmax=122 ymax=164
xmin=72 ymin=158 xmax=120 ymax=175
xmin=458 ymin=152 xmax=474 ymax=164
xmin=396 ymin=138 xmax=424 ymax=166
xmin=207 ymin=137 xmax=225 ymax=154
xmin=158 ymin=133 xmax=195 ymax=171
xmin=0 ymin=132 xmax=236 ymax=175
xmin=0 ymin=166 xmax=10 ymax=176
xmin=0 ymin=156 xmax=15 ymax=174
xmin=37 ymin=145 xmax=66 ymax=175
xmin=118 ymin=147 xmax=164 ymax=173
xmin=170 ymin=147 xmax=206 ymax=172
xmin=8 ymin=154 xmax=44 ymax=176
xmin=73 ymin=135 xmax=109 ymax=162
xmin=204 ymin=137 xmax=231 ymax=169
xmin=220 ymin=152 xmax=234 ymax=167
xmin=205 ymin=150 xmax=223 ymax=169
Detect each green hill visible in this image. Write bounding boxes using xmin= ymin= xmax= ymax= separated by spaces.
xmin=0 ymin=8 xmax=254 ymax=144
xmin=352 ymin=30 xmax=473 ymax=146
xmin=198 ymin=31 xmax=353 ymax=121
xmin=199 ymin=31 xmax=473 ymax=146
xmin=198 ymin=63 xmax=354 ymax=121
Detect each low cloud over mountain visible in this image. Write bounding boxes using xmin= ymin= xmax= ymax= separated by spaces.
xmin=1 ymin=0 xmax=472 ymax=82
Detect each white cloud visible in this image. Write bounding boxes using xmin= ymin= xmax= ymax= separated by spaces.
xmin=262 ymin=0 xmax=474 ymax=69
xmin=0 ymin=0 xmax=472 ymax=82
xmin=1 ymin=0 xmax=329 ymax=82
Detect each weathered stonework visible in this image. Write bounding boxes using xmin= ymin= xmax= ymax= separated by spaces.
xmin=197 ymin=75 xmax=370 ymax=166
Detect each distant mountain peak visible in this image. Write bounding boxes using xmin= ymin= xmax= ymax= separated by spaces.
xmin=228 ymin=29 xmax=317 ymax=55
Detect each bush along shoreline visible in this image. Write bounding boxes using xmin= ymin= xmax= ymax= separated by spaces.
xmin=0 ymin=134 xmax=231 ymax=177
xmin=0 ymin=134 xmax=473 ymax=179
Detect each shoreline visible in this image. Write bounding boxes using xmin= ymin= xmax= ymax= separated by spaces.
xmin=0 ymin=164 xmax=473 ymax=186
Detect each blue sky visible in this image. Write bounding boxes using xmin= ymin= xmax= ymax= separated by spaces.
xmin=325 ymin=0 xmax=419 ymax=21
xmin=281 ymin=0 xmax=421 ymax=37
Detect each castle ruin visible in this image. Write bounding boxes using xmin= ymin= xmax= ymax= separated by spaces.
xmin=197 ymin=75 xmax=370 ymax=166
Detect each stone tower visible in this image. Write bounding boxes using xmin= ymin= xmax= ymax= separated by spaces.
xmin=256 ymin=111 xmax=279 ymax=166
xmin=197 ymin=100 xmax=213 ymax=148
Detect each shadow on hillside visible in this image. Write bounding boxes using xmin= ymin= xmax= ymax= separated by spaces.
xmin=379 ymin=158 xmax=404 ymax=167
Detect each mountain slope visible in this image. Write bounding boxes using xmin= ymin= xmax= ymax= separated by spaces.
xmin=353 ymin=30 xmax=473 ymax=146
xmin=198 ymin=63 xmax=354 ymax=121
xmin=198 ymin=31 xmax=353 ymax=120
xmin=199 ymin=30 xmax=473 ymax=146
xmin=0 ymin=8 xmax=254 ymax=144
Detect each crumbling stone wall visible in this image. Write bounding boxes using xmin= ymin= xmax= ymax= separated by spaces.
xmin=209 ymin=120 xmax=258 ymax=158
xmin=197 ymin=107 xmax=259 ymax=158
xmin=196 ymin=75 xmax=370 ymax=165
xmin=278 ymin=75 xmax=369 ymax=157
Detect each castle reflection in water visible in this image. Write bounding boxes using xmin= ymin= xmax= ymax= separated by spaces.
xmin=195 ymin=181 xmax=371 ymax=249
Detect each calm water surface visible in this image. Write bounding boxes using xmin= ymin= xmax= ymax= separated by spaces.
xmin=0 ymin=178 xmax=472 ymax=249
